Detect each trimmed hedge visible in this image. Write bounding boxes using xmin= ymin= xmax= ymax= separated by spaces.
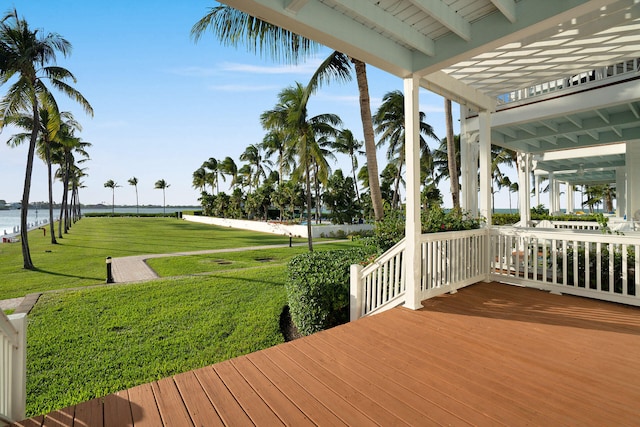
xmin=286 ymin=248 xmax=374 ymax=336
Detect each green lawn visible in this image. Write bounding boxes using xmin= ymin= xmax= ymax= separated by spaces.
xmin=1 ymin=216 xmax=360 ymax=417
xmin=0 ymin=217 xmax=306 ymax=299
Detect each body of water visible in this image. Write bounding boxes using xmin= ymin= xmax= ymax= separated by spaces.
xmin=0 ymin=206 xmax=197 ymax=237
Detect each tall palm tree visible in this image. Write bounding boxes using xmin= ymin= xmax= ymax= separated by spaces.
xmin=154 ymin=179 xmax=170 ymax=214
xmin=261 ymin=129 xmax=293 ymax=186
xmin=220 ymin=156 xmax=238 ymax=190
xmin=128 ymin=177 xmax=139 ymax=214
xmin=240 ymin=143 xmax=272 ymax=190
xmin=202 ymin=157 xmax=220 ymax=194
xmin=262 ymin=83 xmax=341 ymax=250
xmin=57 ymin=129 xmax=90 ymax=235
xmin=191 ymin=6 xmax=384 ymax=221
xmin=373 ymin=90 xmax=438 ymax=209
xmin=0 ymin=9 xmax=93 ymax=269
xmin=333 ymin=129 xmax=363 ymax=205
xmin=192 ymin=166 xmax=207 ymax=192
xmin=444 ymin=99 xmax=460 ymax=210
xmin=104 ymin=180 xmax=120 ymax=214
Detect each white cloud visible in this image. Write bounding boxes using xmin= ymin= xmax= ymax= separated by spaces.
xmin=168 ymin=66 xmax=220 ymax=77
xmin=219 ymin=59 xmax=323 ymax=75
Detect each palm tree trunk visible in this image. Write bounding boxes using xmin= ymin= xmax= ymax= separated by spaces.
xmin=392 ymin=157 xmax=404 ymax=209
xmin=19 ymin=107 xmax=39 ymax=269
xmin=445 ymin=98 xmax=460 ymax=210
xmin=305 ymin=162 xmax=313 ymax=252
xmin=351 ymin=154 xmax=361 ymax=205
xmin=45 ymin=144 xmax=57 ymax=244
xmin=353 ymin=59 xmax=383 ymax=221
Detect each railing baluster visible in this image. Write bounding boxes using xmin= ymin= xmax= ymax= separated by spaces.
xmin=597 ymin=242 xmax=602 ymax=292
xmin=609 ymin=243 xmax=615 ymax=293
xmin=622 ymin=244 xmax=628 ymax=295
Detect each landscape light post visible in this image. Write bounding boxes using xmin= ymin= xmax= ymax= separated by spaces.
xmin=106 ymin=257 xmax=114 ymax=283
xmin=289 ymin=233 xmax=292 ymax=247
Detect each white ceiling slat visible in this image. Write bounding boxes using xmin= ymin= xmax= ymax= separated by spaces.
xmin=612 ymin=126 xmax=623 ymax=137
xmin=564 ymin=115 xmax=583 ymax=129
xmin=408 ymin=0 xmax=472 ymax=41
xmin=332 ymin=0 xmax=436 ymax=56
xmin=628 ymin=102 xmax=640 ymax=118
xmin=518 ymin=124 xmax=537 ymax=136
xmin=489 ymin=0 xmax=517 ymax=23
xmin=285 ymin=0 xmax=308 ymax=14
xmin=595 ymin=109 xmax=611 ymax=124
xmin=585 ymin=130 xmax=600 ymax=140
xmin=540 ymin=120 xmax=558 ymax=132
xmin=422 ymin=71 xmax=497 ymax=111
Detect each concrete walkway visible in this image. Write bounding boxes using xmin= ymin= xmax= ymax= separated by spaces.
xmin=1 ymin=240 xmax=342 ymax=312
xmin=111 ymin=241 xmax=340 ymax=283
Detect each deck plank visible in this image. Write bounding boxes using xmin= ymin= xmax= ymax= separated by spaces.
xmin=19 ymin=282 xmax=640 ymax=426
xmin=127 ymin=383 xmax=163 ymax=427
xmin=10 ymin=415 xmax=44 ymax=427
xmin=213 ymin=360 xmax=284 ymax=426
xmin=42 ymin=405 xmax=73 ymax=427
xmin=246 ymin=351 xmax=347 ymax=426
xmin=229 ymin=357 xmax=314 ymax=426
xmin=173 ymin=371 xmax=224 ymax=427
xmin=151 ymin=378 xmax=193 ymax=426
xmin=103 ymin=390 xmax=132 ymax=426
xmin=191 ymin=366 xmax=253 ymax=426
xmin=73 ymin=398 xmax=103 ymax=427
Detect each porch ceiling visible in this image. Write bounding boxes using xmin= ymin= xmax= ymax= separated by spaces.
xmin=532 ymin=143 xmax=625 ymax=184
xmin=218 ymin=0 xmax=640 ymax=110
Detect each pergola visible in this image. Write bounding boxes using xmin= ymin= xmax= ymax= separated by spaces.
xmin=220 ymin=0 xmax=640 ymax=310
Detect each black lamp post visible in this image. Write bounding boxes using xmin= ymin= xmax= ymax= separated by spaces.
xmin=106 ymin=257 xmax=114 ymax=283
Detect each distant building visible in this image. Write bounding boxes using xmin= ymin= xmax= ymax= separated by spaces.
xmin=0 ymin=200 xmax=8 ymax=210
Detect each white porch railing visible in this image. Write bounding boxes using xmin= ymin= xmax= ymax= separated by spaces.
xmin=350 ymin=229 xmax=488 ymax=320
xmin=0 ymin=312 xmax=26 ymax=425
xmin=351 ymin=226 xmax=640 ymax=320
xmin=490 ymin=228 xmax=640 ymax=306
xmin=350 ymin=238 xmax=406 ymax=320
xmin=532 ymin=220 xmax=601 ymax=231
xmin=497 ymin=58 xmax=639 ymax=105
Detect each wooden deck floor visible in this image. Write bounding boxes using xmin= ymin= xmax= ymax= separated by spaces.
xmin=13 ymin=282 xmax=640 ymax=426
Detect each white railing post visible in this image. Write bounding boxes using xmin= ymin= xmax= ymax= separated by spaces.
xmin=9 ymin=314 xmax=26 ymax=423
xmin=350 ymin=264 xmax=363 ymax=321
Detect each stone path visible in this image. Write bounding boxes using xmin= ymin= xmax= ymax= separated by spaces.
xmin=111 ymin=241 xmax=337 ymax=283
xmin=1 ymin=240 xmax=342 ymax=314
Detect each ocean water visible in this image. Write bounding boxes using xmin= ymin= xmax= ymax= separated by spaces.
xmin=0 ymin=206 xmax=196 ymax=236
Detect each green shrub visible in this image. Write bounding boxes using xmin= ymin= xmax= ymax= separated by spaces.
xmin=286 ymin=248 xmax=374 ymax=335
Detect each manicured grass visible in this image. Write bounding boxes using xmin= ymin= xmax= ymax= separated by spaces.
xmin=0 ymin=217 xmax=306 ymax=299
xmin=2 ymin=216 xmax=361 ymax=417
xmin=26 ymin=267 xmax=288 ymax=417
xmin=146 ymin=241 xmax=358 ymax=277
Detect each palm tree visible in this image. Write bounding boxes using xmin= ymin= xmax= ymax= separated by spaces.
xmin=373 ymin=90 xmax=438 ymax=209
xmin=262 ymin=83 xmax=341 ymax=250
xmin=128 ymin=177 xmax=139 ymax=214
xmin=333 ymin=129 xmax=364 ymax=205
xmin=220 ymin=156 xmax=238 ymax=190
xmin=240 ymin=143 xmax=272 ymax=190
xmin=191 ymin=6 xmax=384 ymax=221
xmin=104 ymin=180 xmax=120 ymax=214
xmin=202 ymin=157 xmax=220 ymax=194
xmin=192 ymin=166 xmax=207 ymax=192
xmin=261 ymin=129 xmax=293 ymax=186
xmin=154 ymin=179 xmax=170 ymax=214
xmin=56 ymin=129 xmax=90 ymax=236
xmin=444 ymin=98 xmax=460 ymax=210
xmin=0 ymin=9 xmax=93 ymax=269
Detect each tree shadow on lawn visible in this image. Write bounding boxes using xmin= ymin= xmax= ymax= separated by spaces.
xmin=33 ymin=267 xmax=102 ymax=282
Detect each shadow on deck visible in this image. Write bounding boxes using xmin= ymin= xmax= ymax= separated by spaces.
xmin=13 ymin=282 xmax=640 ymax=426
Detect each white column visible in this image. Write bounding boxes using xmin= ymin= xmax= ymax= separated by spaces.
xmin=616 ymin=167 xmax=626 ymax=218
xmin=548 ymin=172 xmax=556 ymax=213
xmin=459 ymin=110 xmax=472 ymax=213
xmin=479 ymin=111 xmax=492 ymax=225
xmin=535 ymin=175 xmax=540 ymax=207
xmin=517 ymin=152 xmax=531 ymax=226
xmin=567 ymin=182 xmax=574 ymax=214
xmin=403 ymin=75 xmax=423 ymax=310
xmin=627 ymin=141 xmax=640 ymax=221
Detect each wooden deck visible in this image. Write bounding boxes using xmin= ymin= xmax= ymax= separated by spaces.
xmin=13 ymin=282 xmax=640 ymax=426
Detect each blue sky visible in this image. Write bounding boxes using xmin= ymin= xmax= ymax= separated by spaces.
xmin=0 ymin=1 xmax=503 ymax=209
